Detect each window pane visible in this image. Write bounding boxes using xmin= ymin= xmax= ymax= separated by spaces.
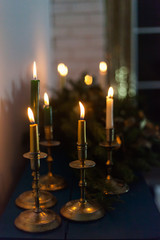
xmin=138 ymin=34 xmax=160 ymax=81
xmin=138 ymin=89 xmax=160 ymax=123
xmin=138 ymin=0 xmax=160 ymax=27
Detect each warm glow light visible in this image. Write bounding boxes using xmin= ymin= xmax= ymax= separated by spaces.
xmin=44 ymin=92 xmax=49 ymax=106
xmin=99 ymin=61 xmax=107 ymax=73
xmin=79 ymin=101 xmax=85 ymax=119
xmin=33 ymin=61 xmax=37 ymax=79
xmin=57 ymin=63 xmax=68 ymax=77
xmin=28 ymin=107 xmax=35 ymax=124
xmin=108 ymin=87 xmax=114 ymax=98
xmin=84 ymin=75 xmax=93 ymax=85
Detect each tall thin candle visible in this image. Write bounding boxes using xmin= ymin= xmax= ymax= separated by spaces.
xmin=31 ymin=61 xmax=40 ymax=125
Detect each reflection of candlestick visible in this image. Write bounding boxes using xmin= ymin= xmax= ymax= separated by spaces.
xmin=57 ymin=63 xmax=68 ymax=89
xmin=78 ymin=102 xmax=86 ymax=145
xmin=44 ymin=93 xmax=52 ymax=126
xmin=28 ymin=107 xmax=39 ymax=153
xmin=106 ymin=87 xmax=114 ymax=129
xmin=31 ymin=61 xmax=40 ymax=125
xmin=99 ymin=61 xmax=107 ymax=90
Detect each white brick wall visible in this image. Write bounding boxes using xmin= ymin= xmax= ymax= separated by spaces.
xmin=51 ymin=0 xmax=106 ymax=86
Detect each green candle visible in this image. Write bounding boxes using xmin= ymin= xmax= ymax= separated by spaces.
xmin=31 ymin=61 xmax=40 ymax=125
xmin=44 ymin=92 xmax=52 ymax=126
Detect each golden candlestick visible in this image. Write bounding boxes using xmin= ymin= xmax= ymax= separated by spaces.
xmin=100 ymin=128 xmax=129 ymax=195
xmin=14 ymin=151 xmax=61 ymax=232
xmin=39 ymin=126 xmax=66 ymax=191
xmin=16 ymin=109 xmax=56 ymax=209
xmin=60 ymin=142 xmax=104 ymax=221
xmin=61 ymin=102 xmax=104 ymax=221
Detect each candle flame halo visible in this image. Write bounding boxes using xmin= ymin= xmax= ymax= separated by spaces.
xmin=33 ymin=61 xmax=37 ymax=79
xmin=57 ymin=63 xmax=68 ymax=77
xmin=44 ymin=92 xmax=49 ymax=106
xmin=99 ymin=61 xmax=107 ymax=73
xmin=84 ymin=74 xmax=93 ymax=85
xmin=27 ymin=107 xmax=35 ymax=124
xmin=79 ymin=101 xmax=85 ymax=119
xmin=108 ymin=87 xmax=114 ymax=98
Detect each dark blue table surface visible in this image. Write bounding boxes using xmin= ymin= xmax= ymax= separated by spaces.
xmin=0 ymin=147 xmax=160 ymax=239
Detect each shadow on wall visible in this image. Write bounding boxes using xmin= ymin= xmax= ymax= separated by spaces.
xmin=0 ymin=78 xmax=29 ymax=216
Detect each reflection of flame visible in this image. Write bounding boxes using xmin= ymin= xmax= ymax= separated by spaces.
xmin=108 ymin=87 xmax=114 ymax=98
xmin=116 ymin=136 xmax=122 ymax=145
xmin=57 ymin=63 xmax=68 ymax=77
xmin=44 ymin=92 xmax=49 ymax=106
xmin=33 ymin=61 xmax=37 ymax=79
xmin=79 ymin=101 xmax=85 ymax=119
xmin=99 ymin=61 xmax=107 ymax=73
xmin=27 ymin=107 xmax=35 ymax=124
xmin=84 ymin=75 xmax=93 ymax=85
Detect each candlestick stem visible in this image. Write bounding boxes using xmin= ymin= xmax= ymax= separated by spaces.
xmin=47 ymin=147 xmax=53 ymax=177
xmin=100 ymin=128 xmax=129 ymax=195
xmin=31 ymin=152 xmax=40 ymax=212
xmin=79 ymin=166 xmax=86 ymax=203
xmin=39 ymin=140 xmax=66 ymax=191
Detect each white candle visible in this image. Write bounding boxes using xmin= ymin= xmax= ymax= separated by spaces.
xmin=57 ymin=63 xmax=68 ymax=89
xmin=106 ymin=87 xmax=114 ymax=129
xmin=99 ymin=61 xmax=107 ymax=90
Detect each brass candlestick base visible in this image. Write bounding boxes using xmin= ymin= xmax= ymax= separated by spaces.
xmin=15 ymin=208 xmax=61 ymax=233
xmin=15 ymin=152 xmax=57 ymax=209
xmin=100 ymin=129 xmax=129 ymax=195
xmin=15 ymin=151 xmax=61 ymax=232
xmin=60 ymin=199 xmax=104 ymax=222
xmin=39 ymin=140 xmax=66 ymax=191
xmin=104 ymin=177 xmax=129 ymax=195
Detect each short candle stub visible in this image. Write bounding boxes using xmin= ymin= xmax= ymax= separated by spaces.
xmin=106 ymin=128 xmax=114 ymax=143
xmin=44 ymin=125 xmax=53 ymax=141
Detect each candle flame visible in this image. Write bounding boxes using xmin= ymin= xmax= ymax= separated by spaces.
xmin=99 ymin=61 xmax=107 ymax=73
xmin=27 ymin=107 xmax=35 ymax=124
xmin=44 ymin=92 xmax=49 ymax=106
xmin=57 ymin=63 xmax=68 ymax=77
xmin=33 ymin=61 xmax=37 ymax=79
xmin=108 ymin=87 xmax=114 ymax=98
xmin=79 ymin=101 xmax=85 ymax=119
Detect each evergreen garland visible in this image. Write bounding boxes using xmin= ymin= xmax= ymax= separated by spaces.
xmin=45 ymin=75 xmax=160 ymax=209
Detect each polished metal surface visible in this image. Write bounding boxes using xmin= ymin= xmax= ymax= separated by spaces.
xmin=15 ymin=190 xmax=57 ymax=209
xmin=104 ymin=177 xmax=129 ymax=195
xmin=40 ymin=140 xmax=60 ymax=147
xmin=69 ymin=160 xmax=95 ymax=169
xmin=23 ymin=151 xmax=47 ymax=160
xmin=40 ymin=174 xmax=66 ymax=191
xmin=60 ymin=199 xmax=105 ymax=221
xmin=15 ymin=208 xmax=61 ymax=232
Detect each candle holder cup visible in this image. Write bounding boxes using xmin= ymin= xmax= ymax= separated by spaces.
xmin=100 ymin=128 xmax=129 ymax=195
xmin=15 ymin=151 xmax=61 ymax=232
xmin=39 ymin=125 xmax=66 ymax=191
xmin=60 ymin=142 xmax=105 ymax=221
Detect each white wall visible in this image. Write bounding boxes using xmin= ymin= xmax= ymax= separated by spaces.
xmin=51 ymin=0 xmax=106 ymax=86
xmin=0 ymin=0 xmax=54 ymax=215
